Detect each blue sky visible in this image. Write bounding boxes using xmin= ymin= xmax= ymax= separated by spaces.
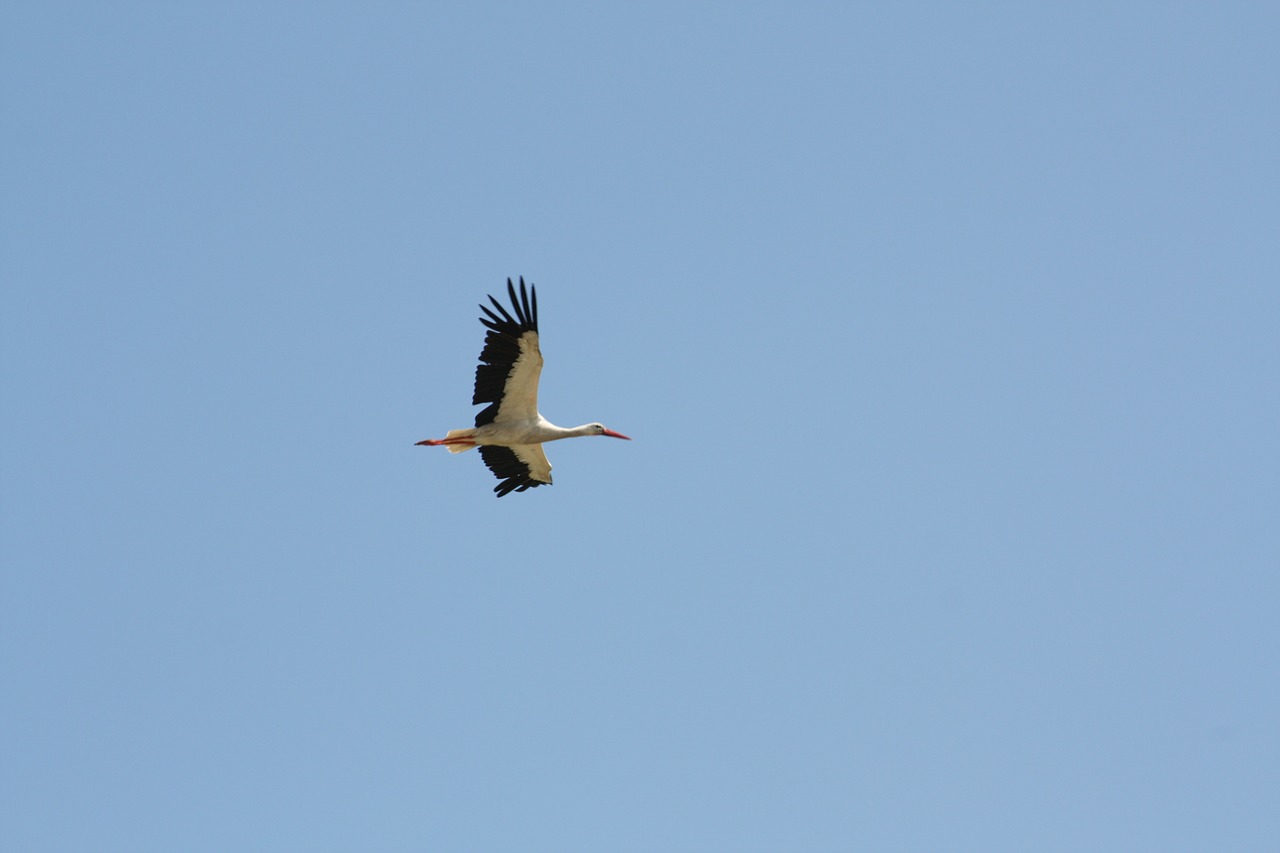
xmin=2 ymin=2 xmax=1278 ymax=850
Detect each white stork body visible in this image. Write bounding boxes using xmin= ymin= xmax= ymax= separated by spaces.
xmin=417 ymin=278 xmax=629 ymax=496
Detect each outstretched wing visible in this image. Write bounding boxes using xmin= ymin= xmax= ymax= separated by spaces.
xmin=473 ymin=277 xmax=542 ymax=427
xmin=478 ymin=444 xmax=553 ymax=497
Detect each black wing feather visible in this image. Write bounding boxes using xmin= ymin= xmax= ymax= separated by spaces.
xmin=478 ymin=445 xmax=549 ymax=497
xmin=472 ymin=277 xmax=539 ymax=427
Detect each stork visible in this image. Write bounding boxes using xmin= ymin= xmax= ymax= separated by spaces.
xmin=416 ymin=277 xmax=630 ymax=496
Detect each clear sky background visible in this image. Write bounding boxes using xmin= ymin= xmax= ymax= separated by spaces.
xmin=2 ymin=3 xmax=1278 ymax=851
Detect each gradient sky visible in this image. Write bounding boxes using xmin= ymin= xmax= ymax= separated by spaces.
xmin=3 ymin=3 xmax=1278 ymax=850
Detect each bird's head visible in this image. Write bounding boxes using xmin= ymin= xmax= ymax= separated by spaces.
xmin=590 ymin=423 xmax=631 ymax=440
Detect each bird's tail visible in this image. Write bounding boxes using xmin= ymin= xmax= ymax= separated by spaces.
xmin=415 ymin=428 xmax=478 ymax=452
xmin=443 ymin=428 xmax=477 ymax=453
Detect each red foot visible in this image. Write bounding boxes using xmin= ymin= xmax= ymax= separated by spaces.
xmin=415 ymin=438 xmax=475 ymax=447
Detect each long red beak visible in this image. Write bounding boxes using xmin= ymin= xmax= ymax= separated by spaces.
xmin=601 ymin=428 xmax=631 ymax=440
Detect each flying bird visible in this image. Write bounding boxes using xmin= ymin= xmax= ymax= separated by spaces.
xmin=416 ymin=277 xmax=630 ymax=496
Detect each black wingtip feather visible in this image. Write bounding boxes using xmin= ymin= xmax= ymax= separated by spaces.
xmin=508 ymin=278 xmax=521 ymax=325
xmin=484 ymin=295 xmax=515 ymax=327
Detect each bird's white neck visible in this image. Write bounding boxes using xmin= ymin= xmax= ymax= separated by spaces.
xmin=547 ymin=422 xmax=601 ymax=440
